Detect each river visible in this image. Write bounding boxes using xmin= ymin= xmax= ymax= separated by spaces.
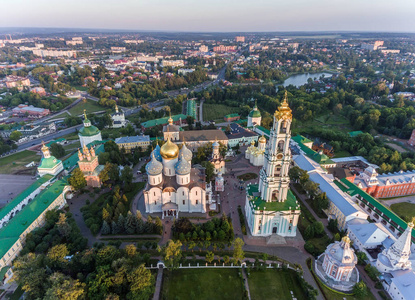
xmin=282 ymin=72 xmax=333 ymax=88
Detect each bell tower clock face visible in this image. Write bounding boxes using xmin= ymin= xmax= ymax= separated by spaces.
xmin=277 ymin=154 xmax=283 ymax=159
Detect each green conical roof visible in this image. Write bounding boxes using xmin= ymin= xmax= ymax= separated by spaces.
xmin=79 ymin=125 xmax=100 ymax=137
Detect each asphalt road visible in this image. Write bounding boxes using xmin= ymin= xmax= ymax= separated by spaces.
xmin=17 ymin=124 xmax=83 ymax=150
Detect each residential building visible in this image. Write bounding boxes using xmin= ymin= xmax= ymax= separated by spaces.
xmin=235 ymin=36 xmax=245 ymax=43
xmin=213 ymin=45 xmax=236 ymax=53
xmin=32 ymin=49 xmax=76 ymax=58
xmin=30 ymin=87 xmax=46 ymax=96
xmin=199 ymin=45 xmax=208 ymax=52
xmin=12 ymin=104 xmax=50 ymax=117
xmin=178 ymin=68 xmax=195 ymax=75
xmin=115 ymin=135 xmax=150 ymax=153
xmin=161 ymin=60 xmax=184 ymax=67
xmin=4 ymin=76 xmax=30 ymax=89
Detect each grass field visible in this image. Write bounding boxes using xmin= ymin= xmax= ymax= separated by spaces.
xmin=161 ymin=269 xmax=244 ymax=300
xmin=249 ymin=269 xmax=307 ymax=300
xmin=61 ymin=132 xmax=81 ymax=140
xmin=317 ymin=280 xmax=376 ymax=300
xmin=48 ymin=111 xmax=71 ymax=121
xmin=0 ymin=150 xmax=41 ymax=174
xmin=202 ymin=104 xmax=240 ymax=123
xmin=293 ymin=113 xmax=352 ymax=136
xmin=73 ymin=85 xmax=89 ymax=92
xmin=68 ymin=99 xmax=104 ymax=116
xmin=390 ymin=202 xmax=415 ymax=221
xmin=333 ymin=150 xmax=352 ymax=158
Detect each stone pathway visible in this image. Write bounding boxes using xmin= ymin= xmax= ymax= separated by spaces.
xmin=242 ymin=268 xmax=251 ymax=300
xmin=152 ymin=267 xmax=163 ymax=300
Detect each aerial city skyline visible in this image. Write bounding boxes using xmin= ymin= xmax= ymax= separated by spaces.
xmin=0 ymin=1 xmax=415 ymax=299
xmin=2 ymin=0 xmax=415 ymax=32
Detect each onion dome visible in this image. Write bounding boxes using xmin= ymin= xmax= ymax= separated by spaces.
xmin=249 ymin=101 xmax=261 ymax=118
xmin=146 ymin=152 xmax=163 ymax=175
xmin=250 ymin=140 xmax=255 ymax=146
xmin=160 ymin=138 xmax=179 ymax=159
xmin=175 ymin=152 xmax=191 ymax=175
xmin=259 ymin=135 xmax=266 ymax=143
xmin=79 ymin=110 xmax=100 ymax=137
xmin=180 ymin=142 xmax=192 ymax=161
xmin=153 ymin=144 xmax=162 ymax=162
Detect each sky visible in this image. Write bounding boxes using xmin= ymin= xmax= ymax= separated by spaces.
xmin=2 ymin=0 xmax=415 ymax=32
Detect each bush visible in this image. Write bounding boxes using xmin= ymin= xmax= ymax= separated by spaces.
xmin=237 ymin=206 xmax=247 ymax=235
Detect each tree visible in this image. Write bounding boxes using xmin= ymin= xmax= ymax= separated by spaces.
xmin=13 ymin=253 xmax=49 ymax=299
xmin=99 ymin=162 xmax=112 ymax=185
xmin=127 ymin=265 xmax=154 ymax=299
xmin=124 ymin=211 xmax=136 ymax=234
xmin=120 ymin=166 xmax=133 ymax=191
xmin=44 ymin=272 xmax=86 ymax=300
xmin=205 ymin=251 xmax=214 ymax=264
xmin=232 ymin=238 xmax=245 ymax=264
xmin=56 ymin=213 xmax=71 ymax=237
xmin=9 ymin=130 xmax=22 ymax=141
xmin=101 ymin=221 xmax=111 ymax=235
xmin=69 ymin=168 xmax=87 ymax=191
xmin=356 ymin=251 xmax=368 ymax=265
xmin=50 ymin=143 xmax=65 ymax=158
xmin=316 ymin=192 xmax=329 ymax=210
xmin=47 ymin=244 xmax=69 ymax=262
xmin=201 ymin=161 xmax=215 ymax=182
xmin=163 ymin=240 xmax=182 ymax=268
xmin=334 ymin=233 xmax=341 ymax=241
xmin=313 ymin=222 xmax=325 ymax=236
xmin=304 ymin=225 xmax=315 ymax=240
xmin=353 ymin=281 xmax=368 ymax=298
xmin=125 ymin=244 xmax=137 ymax=257
xmin=289 ymin=166 xmax=303 ymax=183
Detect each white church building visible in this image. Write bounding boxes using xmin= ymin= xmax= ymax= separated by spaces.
xmin=143 ymin=139 xmax=209 ymax=219
xmin=245 ymin=136 xmax=267 ymax=166
xmin=245 ymin=92 xmax=300 ymax=237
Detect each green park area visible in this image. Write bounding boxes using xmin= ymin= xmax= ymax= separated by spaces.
xmin=293 ymin=113 xmax=352 ymax=136
xmin=203 ymin=104 xmax=240 ymax=123
xmin=67 ymin=99 xmax=104 ymax=116
xmin=0 ymin=150 xmax=40 ymax=174
xmin=390 ymin=202 xmax=415 ymax=222
xmin=161 ymin=269 xmax=244 ymax=300
xmin=249 ymin=269 xmax=307 ymax=300
xmin=47 ymin=111 xmax=71 ymax=121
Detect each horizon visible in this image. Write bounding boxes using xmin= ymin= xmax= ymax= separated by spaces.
xmin=3 ymin=0 xmax=415 ymax=33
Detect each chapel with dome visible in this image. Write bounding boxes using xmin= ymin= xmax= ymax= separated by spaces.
xmin=245 ymin=135 xmax=267 ymax=166
xmin=247 ymin=101 xmax=262 ymax=127
xmin=315 ymin=233 xmax=359 ymax=292
xmin=143 ymin=138 xmax=210 ymax=219
xmin=78 ymin=110 xmax=102 ymax=147
xmin=37 ymin=142 xmax=64 ymax=176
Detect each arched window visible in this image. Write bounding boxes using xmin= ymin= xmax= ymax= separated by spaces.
xmin=280 ymin=121 xmax=287 ymax=133
xmin=275 ymin=165 xmax=281 ymax=176
xmin=278 ymin=140 xmax=284 ymax=152
xmin=272 ymin=190 xmax=279 ymax=201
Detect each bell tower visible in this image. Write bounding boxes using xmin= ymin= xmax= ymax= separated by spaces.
xmin=259 ymin=91 xmax=292 ymax=202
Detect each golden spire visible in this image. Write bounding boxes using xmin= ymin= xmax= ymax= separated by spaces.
xmin=168 ymin=110 xmax=173 ymax=125
xmin=41 ymin=141 xmax=48 ymax=152
xmin=115 ymin=104 xmax=119 ymax=113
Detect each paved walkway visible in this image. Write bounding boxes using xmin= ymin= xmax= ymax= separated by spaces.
xmin=380 ymin=195 xmax=415 ymax=207
xmin=152 ymin=267 xmax=163 ymax=300
xmin=357 ymin=265 xmax=383 ymax=300
xmin=242 ymin=268 xmax=251 ymax=300
xmin=290 ymin=184 xmax=333 ymax=239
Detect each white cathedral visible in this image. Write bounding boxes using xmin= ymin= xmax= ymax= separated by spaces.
xmin=143 ymin=139 xmax=210 ymax=219
xmin=245 ymin=136 xmax=267 ymax=166
xmin=245 ymin=93 xmax=301 ymax=237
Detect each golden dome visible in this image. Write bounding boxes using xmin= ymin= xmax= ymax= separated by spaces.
xmin=274 ymin=90 xmax=292 ymax=120
xmin=259 ymin=135 xmax=266 ymax=143
xmin=160 ymin=138 xmax=179 ymax=159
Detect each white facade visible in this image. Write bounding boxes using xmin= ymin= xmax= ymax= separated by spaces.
xmin=37 ymin=143 xmax=63 ymax=177
xmin=245 ymin=93 xmax=300 ymax=237
xmin=143 ymin=139 xmax=208 ymax=219
xmin=245 ymin=136 xmax=266 ymax=166
xmin=111 ymin=105 xmax=127 ymax=128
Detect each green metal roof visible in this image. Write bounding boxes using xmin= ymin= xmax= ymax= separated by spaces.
xmin=0 ymin=174 xmax=54 ymax=222
xmin=292 ymin=137 xmax=335 ymax=166
xmin=79 ymin=124 xmax=101 ymax=137
xmin=249 ymin=107 xmax=261 ymax=118
xmin=186 ymin=100 xmax=197 ymax=119
xmin=291 ymin=134 xmax=313 ymax=145
xmin=348 ymin=131 xmax=364 ymax=138
xmin=255 ymin=126 xmax=270 ymax=137
xmin=38 ymin=156 xmax=61 ymax=169
xmin=141 ymin=114 xmax=188 ymax=129
xmin=0 ymin=178 xmax=69 ymax=260
xmin=247 ymin=184 xmax=299 ymax=212
xmin=335 ymin=178 xmax=415 ymax=240
xmin=224 ymin=113 xmax=240 ymax=119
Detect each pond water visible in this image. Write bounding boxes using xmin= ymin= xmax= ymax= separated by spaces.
xmin=282 ymin=72 xmax=333 ymax=87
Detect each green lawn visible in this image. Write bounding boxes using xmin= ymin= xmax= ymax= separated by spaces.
xmin=293 ymin=113 xmax=352 ymax=136
xmin=48 ymin=111 xmax=71 ymax=121
xmin=61 ymin=132 xmax=81 ymax=141
xmin=67 ymin=99 xmax=105 ymax=116
xmin=333 ymin=150 xmax=352 ymax=158
xmin=203 ymin=104 xmax=240 ymax=122
xmin=73 ymin=85 xmax=89 ymax=92
xmin=318 ymin=280 xmax=376 ymax=300
xmin=161 ymin=269 xmax=244 ymax=300
xmin=7 ymin=285 xmax=24 ymax=300
xmin=390 ymin=202 xmax=415 ymax=222
xmin=0 ymin=150 xmax=41 ymax=174
xmin=249 ymin=269 xmax=307 ymax=300
xmin=237 ymin=173 xmax=258 ymax=181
